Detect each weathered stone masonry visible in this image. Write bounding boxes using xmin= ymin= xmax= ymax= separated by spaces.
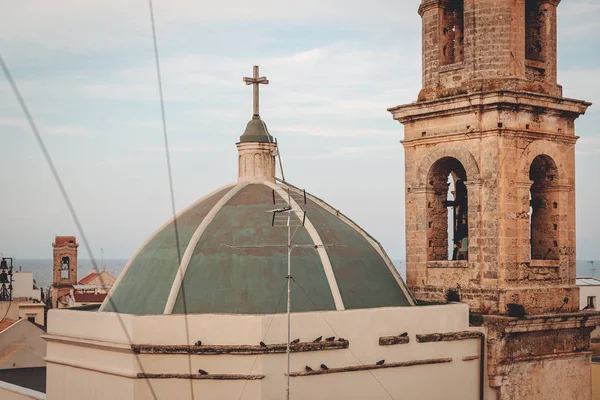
xmin=390 ymin=1 xmax=596 ymax=399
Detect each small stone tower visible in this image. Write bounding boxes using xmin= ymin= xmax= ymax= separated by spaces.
xmin=390 ymin=1 xmax=598 ymax=398
xmin=236 ymin=117 xmax=277 ymax=183
xmin=51 ymin=236 xmax=78 ymax=308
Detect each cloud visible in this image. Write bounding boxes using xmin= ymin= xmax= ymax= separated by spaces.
xmin=274 ymin=125 xmax=396 ymax=138
xmin=46 ymin=126 xmax=98 ymax=137
xmin=560 ymin=68 xmax=600 ymax=101
xmin=0 ymin=117 xmax=98 ymax=137
xmin=299 ymin=145 xmax=400 ymax=160
xmin=142 ymin=145 xmax=225 ymax=152
xmin=0 ymin=1 xmax=419 ymax=57
xmin=577 ymin=137 xmax=600 ymax=155
xmin=0 ymin=118 xmax=26 ymax=128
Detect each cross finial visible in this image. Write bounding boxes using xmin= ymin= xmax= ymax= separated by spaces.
xmin=243 ymin=65 xmax=269 ymax=118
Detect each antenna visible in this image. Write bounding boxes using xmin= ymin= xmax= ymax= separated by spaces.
xmin=224 ymin=185 xmax=340 ymax=400
xmin=589 ymin=260 xmax=596 ymax=277
xmin=259 ymin=119 xmax=286 ymax=182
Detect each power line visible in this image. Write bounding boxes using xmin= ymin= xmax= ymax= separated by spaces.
xmin=238 ymin=280 xmax=288 ymax=400
xmin=291 ymin=278 xmax=395 ymax=400
xmin=0 ymin=54 xmax=99 ymax=273
xmin=0 ymin=301 xmax=13 ymax=326
xmin=0 ymin=51 xmax=160 ymax=400
xmin=147 ymin=1 xmax=195 ymax=399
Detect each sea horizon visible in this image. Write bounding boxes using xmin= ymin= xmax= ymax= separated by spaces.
xmin=10 ymin=258 xmax=600 ymax=291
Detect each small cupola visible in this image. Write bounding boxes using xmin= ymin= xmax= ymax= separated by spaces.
xmin=236 ymin=66 xmax=277 ymax=183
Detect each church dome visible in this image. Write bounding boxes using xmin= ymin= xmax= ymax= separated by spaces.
xmin=101 ymin=65 xmax=414 ymax=315
xmin=101 ymin=180 xmax=414 ymax=315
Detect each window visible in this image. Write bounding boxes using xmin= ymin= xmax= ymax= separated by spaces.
xmin=529 ymin=155 xmax=559 ymax=260
xmin=27 ymin=316 xmax=35 ymax=323
xmin=61 ymin=256 xmax=70 ymax=279
xmin=525 ymin=0 xmax=545 ymax=62
xmin=587 ymin=296 xmax=596 ymax=310
xmin=441 ymin=0 xmax=464 ymax=65
xmin=427 ymin=157 xmax=469 ymax=261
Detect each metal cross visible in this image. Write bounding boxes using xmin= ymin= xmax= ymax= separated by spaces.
xmin=243 ymin=65 xmax=269 ymax=117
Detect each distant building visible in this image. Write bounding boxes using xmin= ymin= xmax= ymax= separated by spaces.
xmin=50 ymin=236 xmax=117 ymax=308
xmin=12 ymin=271 xmax=41 ymax=302
xmin=578 ymin=277 xmax=600 ymax=311
xmin=51 ymin=236 xmax=78 ymax=309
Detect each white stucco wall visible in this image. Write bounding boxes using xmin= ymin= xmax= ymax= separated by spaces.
xmin=0 ymin=302 xmax=19 ymax=322
xmin=18 ymin=303 xmax=45 ymax=326
xmin=12 ymin=273 xmax=41 ymax=301
xmin=580 ymin=285 xmax=600 ymax=310
xmin=45 ymin=304 xmax=484 ymax=400
xmin=0 ymin=381 xmax=45 ymax=400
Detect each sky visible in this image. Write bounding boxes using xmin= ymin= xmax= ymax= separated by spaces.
xmin=0 ymin=0 xmax=599 ymax=261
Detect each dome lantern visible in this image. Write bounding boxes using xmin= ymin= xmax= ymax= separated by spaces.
xmin=237 ymin=65 xmax=277 ymax=183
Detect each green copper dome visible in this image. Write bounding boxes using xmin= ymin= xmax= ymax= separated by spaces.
xmin=239 ymin=117 xmax=274 ymax=143
xmin=101 ymin=181 xmax=414 ymax=315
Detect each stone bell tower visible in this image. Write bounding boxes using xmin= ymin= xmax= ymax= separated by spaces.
xmin=51 ymin=236 xmax=78 ymax=308
xmin=390 ymin=1 xmax=598 ymax=398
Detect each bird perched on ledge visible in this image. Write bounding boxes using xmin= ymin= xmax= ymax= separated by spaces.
xmin=399 ymin=332 xmax=408 ymax=337
xmin=198 ymin=369 xmax=208 ymax=375
xmin=290 ymin=338 xmax=300 ymax=345
xmin=194 ymin=340 xmax=202 ymax=346
xmin=305 ymin=366 xmax=313 ymax=372
xmin=376 ymin=360 xmax=385 ymax=366
xmin=313 ymin=336 xmax=322 ymax=343
xmin=320 ymin=364 xmax=329 ymax=370
xmin=259 ymin=341 xmax=267 ymax=348
xmin=325 ymin=336 xmax=335 ymax=342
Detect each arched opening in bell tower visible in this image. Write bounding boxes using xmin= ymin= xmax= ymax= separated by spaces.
xmin=529 ymin=155 xmax=560 ymax=261
xmin=61 ymin=256 xmax=70 ymax=279
xmin=441 ymin=0 xmax=464 ymax=65
xmin=525 ymin=0 xmax=546 ymax=62
xmin=427 ymin=157 xmax=469 ymax=261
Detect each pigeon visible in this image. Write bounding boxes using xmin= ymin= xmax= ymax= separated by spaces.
xmin=259 ymin=341 xmax=267 ymax=348
xmin=290 ymin=338 xmax=300 ymax=345
xmin=313 ymin=336 xmax=323 ymax=343
xmin=399 ymin=332 xmax=408 ymax=337
xmin=305 ymin=366 xmax=313 ymax=372
xmin=320 ymin=364 xmax=329 ymax=370
xmin=194 ymin=340 xmax=202 ymax=346
xmin=376 ymin=360 xmax=385 ymax=366
xmin=198 ymin=369 xmax=208 ymax=375
xmin=325 ymin=336 xmax=335 ymax=342
xmin=338 ymin=337 xmax=346 ymax=342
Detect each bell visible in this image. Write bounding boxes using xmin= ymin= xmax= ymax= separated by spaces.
xmin=0 ymin=259 xmax=7 ymax=270
xmin=0 ymin=271 xmax=8 ymax=284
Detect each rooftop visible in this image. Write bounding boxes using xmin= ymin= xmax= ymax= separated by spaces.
xmin=576 ymin=277 xmax=600 ymax=286
xmin=0 ymin=318 xmax=17 ymax=333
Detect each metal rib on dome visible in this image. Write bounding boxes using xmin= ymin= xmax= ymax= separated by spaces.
xmin=101 ymin=182 xmax=414 ymax=315
xmin=100 ymin=185 xmax=236 ymax=314
xmin=171 ymin=183 xmax=337 ymax=314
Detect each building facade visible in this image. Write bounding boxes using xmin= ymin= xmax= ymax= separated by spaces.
xmin=389 ymin=0 xmax=597 ymax=398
